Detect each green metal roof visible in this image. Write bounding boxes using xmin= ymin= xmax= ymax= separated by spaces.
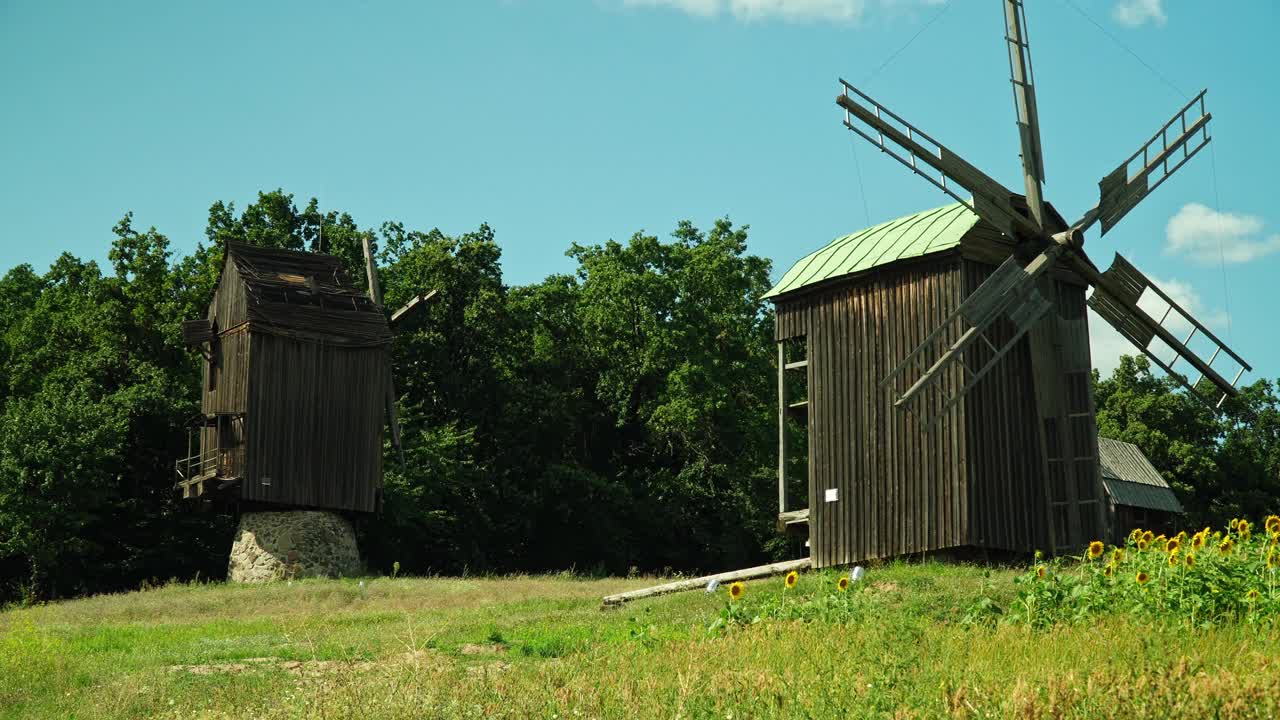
xmin=764 ymin=202 xmax=981 ymax=300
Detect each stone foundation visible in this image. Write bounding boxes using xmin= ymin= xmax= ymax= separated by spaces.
xmin=227 ymin=511 xmax=361 ymax=583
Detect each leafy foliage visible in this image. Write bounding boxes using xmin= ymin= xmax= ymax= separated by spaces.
xmin=1 ymin=188 xmax=1279 ymax=602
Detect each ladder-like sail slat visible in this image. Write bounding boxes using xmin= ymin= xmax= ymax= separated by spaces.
xmin=1096 ymin=91 xmax=1212 ymax=236
xmin=1003 ymin=0 xmax=1047 ymax=229
xmin=837 ymin=80 xmax=1041 ymax=241
xmin=1083 ymin=252 xmax=1250 ymax=409
xmin=882 ymin=245 xmax=1065 ymax=422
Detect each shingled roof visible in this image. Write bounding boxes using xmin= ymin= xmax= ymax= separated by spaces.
xmin=225 ymin=242 xmax=392 ymax=347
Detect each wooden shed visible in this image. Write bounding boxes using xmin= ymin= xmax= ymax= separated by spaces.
xmin=1097 ymin=436 xmax=1183 ymax=542
xmin=768 ymin=202 xmax=1107 ymax=568
xmin=176 ymin=242 xmax=392 ymax=513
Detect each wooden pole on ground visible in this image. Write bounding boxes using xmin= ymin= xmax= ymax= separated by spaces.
xmin=601 ymin=558 xmax=810 ymax=607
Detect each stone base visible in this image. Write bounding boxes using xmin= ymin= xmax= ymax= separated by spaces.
xmin=227 ymin=511 xmax=361 ymax=583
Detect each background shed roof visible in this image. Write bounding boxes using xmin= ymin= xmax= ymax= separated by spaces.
xmin=1098 ymin=437 xmax=1183 ymax=514
xmin=764 ymin=203 xmax=980 ymax=300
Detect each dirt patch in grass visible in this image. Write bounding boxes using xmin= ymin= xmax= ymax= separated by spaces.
xmin=459 ymin=643 xmax=507 ymax=656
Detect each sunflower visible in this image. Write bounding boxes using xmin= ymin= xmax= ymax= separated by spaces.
xmin=1141 ymin=530 xmax=1155 ymax=545
xmin=1192 ymin=532 xmax=1207 ymax=551
xmin=1245 ymin=589 xmax=1261 ymax=603
xmin=1220 ymin=536 xmax=1235 ymax=555
xmin=1239 ymin=521 xmax=1251 ymax=541
xmin=1136 ymin=571 xmax=1150 ymax=585
xmin=1176 ymin=530 xmax=1188 ymax=543
xmin=1035 ymin=565 xmax=1047 ymax=579
xmin=1266 ymin=549 xmax=1278 ymax=571
xmin=1184 ymin=552 xmax=1196 ymax=568
xmin=1167 ymin=550 xmax=1181 ymax=567
xmin=1137 ymin=539 xmax=1150 ymax=551
xmin=1088 ymin=541 xmax=1105 ymax=559
xmin=728 ymin=582 xmax=744 ymax=601
xmin=1112 ymin=548 xmax=1125 ymax=564
xmin=1230 ymin=518 xmax=1240 ymax=531
xmin=1166 ymin=538 xmax=1181 ymax=554
xmin=837 ymin=576 xmax=850 ymax=592
xmin=1128 ymin=528 xmax=1142 ymax=544
xmin=1103 ymin=563 xmax=1115 ymax=578
xmin=1265 ymin=515 xmax=1280 ymax=535
xmin=1154 ymin=534 xmax=1168 ymax=550
xmin=784 ymin=570 xmax=799 ymax=590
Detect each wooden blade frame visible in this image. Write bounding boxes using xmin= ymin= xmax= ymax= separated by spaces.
xmin=1095 ymin=91 xmax=1211 ymax=236
xmin=1003 ymin=0 xmax=1047 ymax=230
xmin=837 ymin=80 xmax=1041 ymax=241
xmin=1082 ymin=252 xmax=1250 ymax=409
xmin=881 ymin=244 xmax=1066 ymax=425
xmin=361 ymin=233 xmax=403 ymax=453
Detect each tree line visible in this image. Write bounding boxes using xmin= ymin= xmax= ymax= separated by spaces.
xmin=0 ymin=190 xmax=1276 ymax=601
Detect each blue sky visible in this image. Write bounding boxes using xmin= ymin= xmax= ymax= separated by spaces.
xmin=1 ymin=0 xmax=1276 ymax=381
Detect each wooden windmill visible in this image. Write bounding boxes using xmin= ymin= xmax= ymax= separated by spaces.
xmin=176 ymin=238 xmax=432 ymax=514
xmin=767 ymin=0 xmax=1250 ymax=567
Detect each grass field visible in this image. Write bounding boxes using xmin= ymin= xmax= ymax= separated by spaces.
xmin=3 ymin=561 xmax=1278 ymax=719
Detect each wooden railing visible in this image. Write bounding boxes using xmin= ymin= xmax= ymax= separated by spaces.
xmin=175 ymin=422 xmax=221 ymax=487
xmin=175 ymin=447 xmax=219 ymax=485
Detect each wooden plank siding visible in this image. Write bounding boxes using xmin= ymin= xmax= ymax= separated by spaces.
xmin=772 ymin=241 xmax=1100 ymax=567
xmin=185 ymin=243 xmax=391 ymax=514
xmin=200 ymin=324 xmax=251 ymax=481
xmin=960 ymin=258 xmax=1049 ymax=554
xmin=239 ymin=334 xmax=387 ymax=513
xmin=775 ymin=254 xmax=969 ymax=567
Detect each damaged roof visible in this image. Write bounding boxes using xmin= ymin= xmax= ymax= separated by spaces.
xmin=225 ymin=242 xmax=391 ymax=347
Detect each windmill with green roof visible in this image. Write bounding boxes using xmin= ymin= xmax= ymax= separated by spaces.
xmin=768 ymin=1 xmax=1250 ymax=567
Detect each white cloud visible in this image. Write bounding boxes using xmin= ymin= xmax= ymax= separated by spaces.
xmin=619 ymin=0 xmax=944 ymax=24
xmin=1112 ymin=0 xmax=1166 ymax=27
xmin=1088 ymin=272 xmax=1228 ymax=377
xmin=1165 ymin=202 xmax=1280 ymax=265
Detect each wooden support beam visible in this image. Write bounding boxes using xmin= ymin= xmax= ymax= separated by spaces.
xmin=777 ymin=342 xmax=788 ymax=514
xmin=776 ymin=508 xmax=810 ymax=532
xmin=601 ymin=558 xmax=811 ymax=607
xmin=390 ymin=289 xmax=439 ymax=327
xmin=362 ymin=233 xmax=402 ymax=452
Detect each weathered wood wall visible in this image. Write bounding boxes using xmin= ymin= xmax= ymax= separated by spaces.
xmin=212 ymin=260 xmax=249 ymax=333
xmin=238 ymin=334 xmax=387 ymax=513
xmin=773 ymin=248 xmax=1098 ymax=567
xmin=775 ymin=254 xmax=970 ymax=567
xmin=199 ymin=294 xmax=251 ymax=480
xmin=960 ymin=258 xmax=1052 ymax=555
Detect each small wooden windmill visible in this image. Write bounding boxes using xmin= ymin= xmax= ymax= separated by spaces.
xmin=176 ymin=237 xmax=432 ymax=514
xmin=767 ymin=0 xmax=1250 ymax=567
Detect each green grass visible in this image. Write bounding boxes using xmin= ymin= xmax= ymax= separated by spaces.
xmin=2 ymin=562 xmax=1278 ymax=719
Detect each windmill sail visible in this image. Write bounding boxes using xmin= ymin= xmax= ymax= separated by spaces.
xmin=836 ymin=80 xmax=1040 ymax=241
xmin=881 ymin=244 xmax=1065 ymax=419
xmin=1003 ymin=0 xmax=1047 ymax=229
xmin=1096 ymin=91 xmax=1212 ymax=236
xmin=1083 ymin=252 xmax=1250 ymax=408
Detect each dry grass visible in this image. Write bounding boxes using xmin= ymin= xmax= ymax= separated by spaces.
xmin=3 ymin=564 xmax=1279 ymax=719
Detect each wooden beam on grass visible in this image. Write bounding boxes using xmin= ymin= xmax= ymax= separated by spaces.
xmin=601 ymin=558 xmax=811 ymax=607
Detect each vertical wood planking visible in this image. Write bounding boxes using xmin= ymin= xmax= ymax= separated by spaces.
xmin=771 ymin=248 xmax=1090 ymax=566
